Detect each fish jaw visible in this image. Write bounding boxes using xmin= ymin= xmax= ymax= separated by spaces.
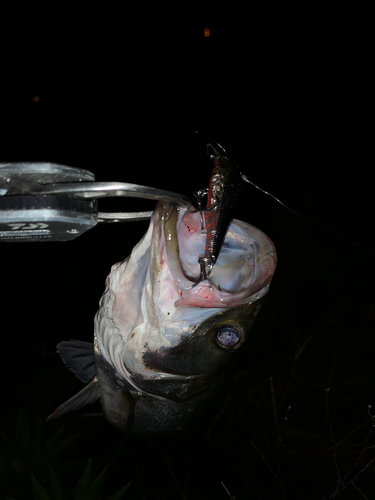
xmin=49 ymin=201 xmax=277 ymax=433
xmin=94 ymin=202 xmax=276 ymax=401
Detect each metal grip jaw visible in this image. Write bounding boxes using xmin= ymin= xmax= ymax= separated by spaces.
xmin=0 ymin=162 xmax=190 ymax=242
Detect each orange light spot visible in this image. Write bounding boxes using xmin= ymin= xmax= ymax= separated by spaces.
xmin=204 ymin=27 xmax=210 ymax=37
xmin=33 ymin=96 xmax=39 ymax=102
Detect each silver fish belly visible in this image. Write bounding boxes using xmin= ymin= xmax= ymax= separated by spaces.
xmin=47 ymin=201 xmax=277 ymax=435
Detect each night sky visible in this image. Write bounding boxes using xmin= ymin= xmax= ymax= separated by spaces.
xmin=1 ymin=2 xmax=375 ymax=499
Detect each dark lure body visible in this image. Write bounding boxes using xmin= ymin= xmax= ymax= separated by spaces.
xmin=199 ymin=144 xmax=247 ymax=278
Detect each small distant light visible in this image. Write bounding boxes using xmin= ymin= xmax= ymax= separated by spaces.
xmin=33 ymin=96 xmax=39 ymax=102
xmin=204 ymin=27 xmax=210 ymax=37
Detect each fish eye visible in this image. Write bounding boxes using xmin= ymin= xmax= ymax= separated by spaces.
xmin=210 ymin=324 xmax=244 ymax=351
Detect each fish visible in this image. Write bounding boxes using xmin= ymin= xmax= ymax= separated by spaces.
xmin=47 ymin=196 xmax=277 ymax=436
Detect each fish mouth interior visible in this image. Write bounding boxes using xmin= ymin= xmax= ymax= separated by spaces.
xmin=161 ymin=202 xmax=276 ymax=300
xmin=173 ymin=206 xmax=257 ymax=293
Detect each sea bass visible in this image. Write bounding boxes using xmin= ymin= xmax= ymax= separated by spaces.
xmin=47 ymin=201 xmax=277 ymax=435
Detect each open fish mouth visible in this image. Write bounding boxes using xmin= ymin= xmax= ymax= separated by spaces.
xmin=161 ymin=201 xmax=277 ymax=309
xmin=96 ymin=201 xmax=277 ymax=380
xmin=48 ymin=200 xmax=277 ymax=431
xmin=102 ymin=201 xmax=276 ymax=331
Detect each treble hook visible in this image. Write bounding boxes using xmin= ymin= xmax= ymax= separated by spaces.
xmin=192 ymin=188 xmax=208 ymax=231
xmin=189 ymin=256 xmax=213 ymax=289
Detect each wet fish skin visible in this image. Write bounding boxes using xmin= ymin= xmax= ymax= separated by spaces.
xmin=93 ymin=298 xmax=265 ymax=434
xmin=47 ymin=201 xmax=276 ymax=435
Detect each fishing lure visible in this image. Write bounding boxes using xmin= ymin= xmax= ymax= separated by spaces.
xmin=191 ymin=138 xmax=249 ymax=287
xmin=191 ymin=130 xmax=368 ymax=282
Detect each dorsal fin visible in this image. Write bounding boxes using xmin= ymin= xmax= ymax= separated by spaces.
xmin=57 ymin=340 xmax=96 ymax=383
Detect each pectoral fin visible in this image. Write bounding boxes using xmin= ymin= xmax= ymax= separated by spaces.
xmin=57 ymin=339 xmax=96 ymax=383
xmin=46 ymin=377 xmax=100 ymax=421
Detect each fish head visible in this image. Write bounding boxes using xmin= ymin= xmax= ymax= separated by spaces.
xmin=95 ymin=201 xmax=277 ymax=406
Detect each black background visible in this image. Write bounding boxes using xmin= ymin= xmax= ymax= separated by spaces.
xmin=1 ymin=2 xmax=375 ymax=499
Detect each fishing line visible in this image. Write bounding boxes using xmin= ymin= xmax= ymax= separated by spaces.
xmin=193 ymin=130 xmax=373 ymax=256
xmin=241 ymin=174 xmax=362 ymax=249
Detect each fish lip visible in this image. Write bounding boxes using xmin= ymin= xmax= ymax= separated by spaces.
xmin=160 ymin=201 xmax=197 ymax=290
xmin=159 ymin=201 xmax=221 ymax=289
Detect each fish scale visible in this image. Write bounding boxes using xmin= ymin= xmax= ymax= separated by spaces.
xmin=47 ymin=200 xmax=277 ymax=435
xmin=45 ymin=136 xmax=277 ymax=435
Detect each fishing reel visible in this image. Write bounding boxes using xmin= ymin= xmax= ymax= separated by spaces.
xmin=0 ymin=162 xmax=190 ymax=242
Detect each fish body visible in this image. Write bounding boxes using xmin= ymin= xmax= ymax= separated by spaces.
xmin=48 ymin=201 xmax=277 ymax=435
